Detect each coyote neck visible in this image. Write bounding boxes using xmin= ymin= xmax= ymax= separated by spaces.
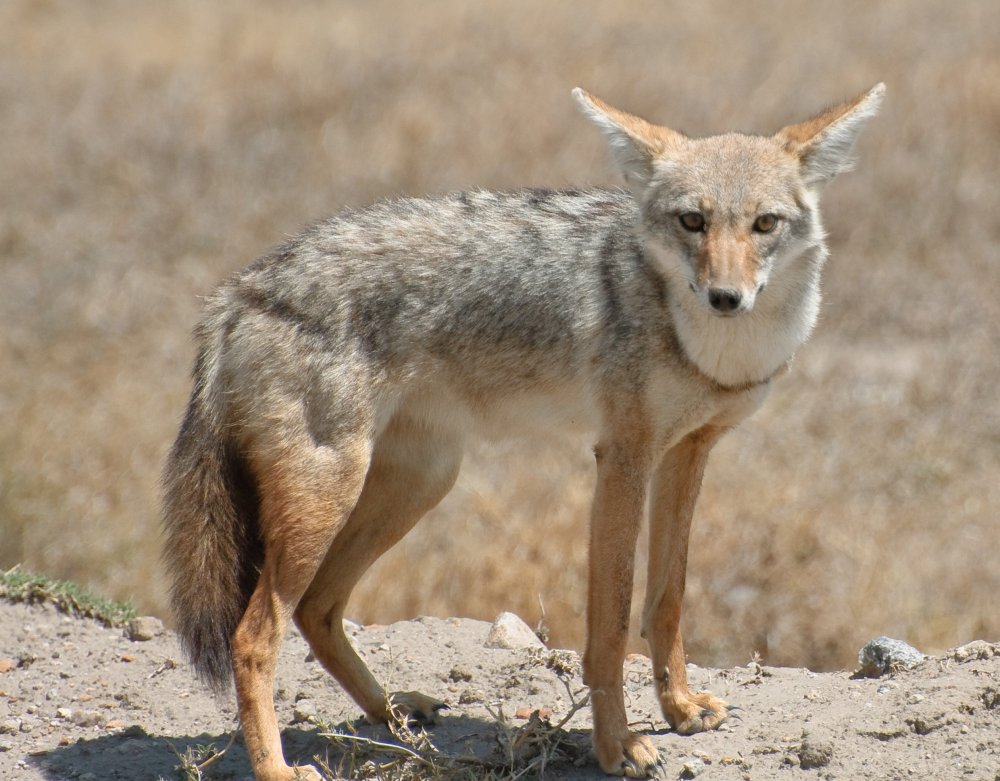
xmin=668 ymin=249 xmax=825 ymax=388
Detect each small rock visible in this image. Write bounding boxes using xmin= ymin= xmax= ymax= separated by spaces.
xmin=485 ymin=612 xmax=545 ymax=650
xmin=293 ymin=699 xmax=319 ymax=724
xmin=798 ymin=729 xmax=834 ymax=769
xmin=680 ymin=758 xmax=707 ymax=778
xmin=0 ymin=720 xmax=19 ymax=735
xmin=71 ymin=710 xmax=104 ymax=728
xmin=55 ymin=708 xmax=74 ymax=721
xmin=857 ymin=637 xmax=924 ymax=678
xmin=949 ymin=641 xmax=999 ymax=662
xmin=125 ymin=616 xmax=164 ymax=642
xmin=0 ymin=659 xmax=16 ymax=674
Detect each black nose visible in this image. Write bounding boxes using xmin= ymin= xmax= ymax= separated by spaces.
xmin=708 ymin=288 xmax=742 ymax=313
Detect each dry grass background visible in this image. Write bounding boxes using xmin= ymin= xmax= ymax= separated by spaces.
xmin=1 ymin=0 xmax=997 ymax=671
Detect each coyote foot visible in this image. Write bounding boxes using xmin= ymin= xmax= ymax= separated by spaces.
xmin=257 ymin=763 xmax=322 ymax=781
xmin=660 ymin=689 xmax=729 ymax=735
xmin=594 ymin=731 xmax=665 ymax=778
xmin=389 ymin=690 xmax=450 ymax=726
xmin=290 ymin=765 xmax=324 ymax=781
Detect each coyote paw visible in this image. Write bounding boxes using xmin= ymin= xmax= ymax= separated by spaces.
xmin=660 ymin=690 xmax=729 ymax=735
xmin=290 ymin=765 xmax=324 ymax=781
xmin=594 ymin=731 xmax=665 ymax=778
xmin=389 ymin=690 xmax=450 ymax=726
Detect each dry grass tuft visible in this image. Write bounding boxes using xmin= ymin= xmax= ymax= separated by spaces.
xmin=317 ymin=674 xmax=592 ymax=780
xmin=1 ymin=0 xmax=998 ymax=671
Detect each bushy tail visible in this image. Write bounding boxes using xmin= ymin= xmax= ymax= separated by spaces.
xmin=162 ymin=386 xmax=262 ymax=692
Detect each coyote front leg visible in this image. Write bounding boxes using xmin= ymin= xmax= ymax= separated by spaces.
xmin=642 ymin=426 xmax=728 ymax=733
xmin=583 ymin=441 xmax=662 ymax=777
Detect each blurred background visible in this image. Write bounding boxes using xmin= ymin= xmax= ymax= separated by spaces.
xmin=1 ymin=0 xmax=997 ymax=671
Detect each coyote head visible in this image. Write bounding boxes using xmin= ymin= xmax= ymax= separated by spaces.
xmin=574 ymin=84 xmax=884 ymax=317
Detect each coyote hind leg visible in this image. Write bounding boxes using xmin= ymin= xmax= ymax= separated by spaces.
xmin=295 ymin=414 xmax=463 ymax=726
xmin=233 ymin=435 xmax=371 ymax=781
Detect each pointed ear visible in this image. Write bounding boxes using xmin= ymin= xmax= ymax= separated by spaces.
xmin=778 ymin=83 xmax=885 ymax=186
xmin=572 ymin=88 xmax=682 ymax=188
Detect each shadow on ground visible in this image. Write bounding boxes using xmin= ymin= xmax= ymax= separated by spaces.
xmin=31 ymin=714 xmax=598 ymax=780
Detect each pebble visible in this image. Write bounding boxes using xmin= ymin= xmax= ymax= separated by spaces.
xmin=72 ymin=709 xmax=104 ymax=728
xmin=125 ymin=616 xmax=164 ymax=642
xmin=680 ymin=758 xmax=707 ymax=778
xmin=293 ymin=699 xmax=319 ymax=724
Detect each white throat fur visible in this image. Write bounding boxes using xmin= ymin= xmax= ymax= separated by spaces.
xmin=667 ymin=249 xmax=825 ymax=388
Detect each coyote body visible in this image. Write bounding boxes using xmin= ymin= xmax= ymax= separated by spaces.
xmin=163 ymin=85 xmax=882 ymax=779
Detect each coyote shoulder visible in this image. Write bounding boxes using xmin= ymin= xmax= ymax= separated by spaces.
xmin=163 ymin=83 xmax=883 ymax=780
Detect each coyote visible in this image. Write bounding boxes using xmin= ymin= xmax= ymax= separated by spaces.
xmin=163 ymin=84 xmax=883 ymax=779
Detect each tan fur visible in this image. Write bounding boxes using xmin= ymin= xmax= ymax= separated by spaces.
xmin=162 ymin=84 xmax=883 ymax=779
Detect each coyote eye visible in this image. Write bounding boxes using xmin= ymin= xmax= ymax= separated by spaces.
xmin=753 ymin=214 xmax=779 ymax=233
xmin=679 ymin=212 xmax=705 ymax=232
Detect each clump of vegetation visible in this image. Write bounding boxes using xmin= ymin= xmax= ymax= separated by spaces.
xmin=317 ymin=675 xmax=592 ymax=780
xmin=0 ymin=566 xmax=136 ymax=627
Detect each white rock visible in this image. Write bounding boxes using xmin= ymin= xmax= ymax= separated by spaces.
xmin=484 ymin=612 xmax=544 ymax=650
xmin=126 ymin=616 xmax=164 ymax=642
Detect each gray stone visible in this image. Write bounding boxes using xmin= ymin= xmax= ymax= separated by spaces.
xmin=857 ymin=636 xmax=924 ymax=677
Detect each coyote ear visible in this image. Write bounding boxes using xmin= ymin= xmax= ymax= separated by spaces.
xmin=573 ymin=88 xmax=681 ymax=189
xmin=778 ymin=83 xmax=885 ymax=186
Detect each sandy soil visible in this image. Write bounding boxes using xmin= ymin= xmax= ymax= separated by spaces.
xmin=0 ymin=602 xmax=997 ymax=780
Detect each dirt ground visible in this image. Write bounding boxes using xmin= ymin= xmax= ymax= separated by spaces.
xmin=0 ymin=601 xmax=997 ymax=781
xmin=3 ymin=0 xmax=999 ymax=675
